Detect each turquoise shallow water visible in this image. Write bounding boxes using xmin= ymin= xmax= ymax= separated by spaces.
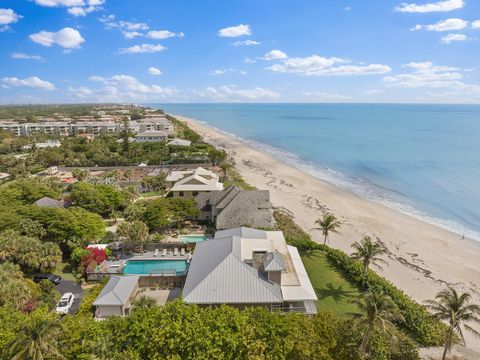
xmin=153 ymin=103 xmax=480 ymax=241
xmin=123 ymin=260 xmax=188 ymax=275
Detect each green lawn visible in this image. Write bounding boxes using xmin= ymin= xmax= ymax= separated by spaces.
xmin=301 ymin=250 xmax=361 ymax=316
xmin=52 ymin=262 xmax=76 ymax=281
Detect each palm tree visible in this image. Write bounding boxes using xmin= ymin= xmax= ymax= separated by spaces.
xmin=117 ymin=220 xmax=149 ymax=253
xmin=425 ymin=287 xmax=480 ymax=360
xmin=219 ymin=159 xmax=234 ymax=182
xmin=312 ymin=212 xmax=341 ymax=245
xmin=9 ymin=311 xmax=65 ymax=360
xmin=133 ymin=295 xmax=157 ymax=309
xmin=350 ymin=289 xmax=404 ymax=358
xmin=350 ymin=236 xmax=387 ymax=288
xmin=38 ymin=242 xmax=62 ymax=272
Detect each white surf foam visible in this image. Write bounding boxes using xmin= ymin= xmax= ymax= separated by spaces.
xmin=205 ymin=122 xmax=480 ymax=242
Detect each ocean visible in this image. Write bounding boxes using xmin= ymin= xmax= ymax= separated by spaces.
xmin=154 ymin=103 xmax=480 ymax=241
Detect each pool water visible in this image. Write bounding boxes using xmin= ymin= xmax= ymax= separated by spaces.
xmin=123 ymin=260 xmax=188 ymax=275
xmin=180 ymin=235 xmax=209 ymax=243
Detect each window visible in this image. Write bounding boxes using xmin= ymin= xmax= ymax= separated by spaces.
xmin=179 ymin=191 xmax=184 ymax=197
xmin=193 ymin=191 xmax=198 ymax=196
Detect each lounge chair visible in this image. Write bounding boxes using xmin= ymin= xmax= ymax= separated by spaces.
xmin=180 ymin=248 xmax=185 ymax=256
xmin=174 ymin=248 xmax=179 ymax=256
xmin=161 ymin=249 xmax=167 ymax=257
xmin=153 ymin=249 xmax=159 ymax=257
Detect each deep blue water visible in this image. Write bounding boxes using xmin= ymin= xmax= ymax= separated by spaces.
xmin=153 ymin=104 xmax=480 ymax=240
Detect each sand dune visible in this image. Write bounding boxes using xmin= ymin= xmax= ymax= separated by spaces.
xmin=179 ymin=115 xmax=480 ymax=355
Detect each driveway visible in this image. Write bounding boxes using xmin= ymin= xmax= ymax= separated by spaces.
xmin=56 ymin=280 xmax=84 ymax=314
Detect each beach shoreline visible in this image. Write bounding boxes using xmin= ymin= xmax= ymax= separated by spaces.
xmin=177 ymin=114 xmax=480 ymax=353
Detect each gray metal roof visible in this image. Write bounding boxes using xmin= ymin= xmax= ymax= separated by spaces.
xmin=264 ymin=252 xmax=286 ymax=272
xmin=183 ymin=236 xmax=283 ymax=304
xmin=33 ymin=196 xmax=65 ymax=208
xmin=214 ymin=227 xmax=269 ymax=240
xmin=93 ymin=275 xmax=139 ymax=306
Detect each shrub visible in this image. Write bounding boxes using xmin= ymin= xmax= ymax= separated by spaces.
xmin=274 ymin=211 xmax=445 ymax=346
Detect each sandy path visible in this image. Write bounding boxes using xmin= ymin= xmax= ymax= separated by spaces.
xmin=178 ymin=115 xmax=480 ymax=354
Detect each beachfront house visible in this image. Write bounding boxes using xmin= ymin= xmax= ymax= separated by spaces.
xmin=182 ymin=227 xmax=317 ymax=314
xmin=135 ymin=130 xmax=168 ymax=143
xmin=167 ymin=167 xmax=224 ymax=198
xmin=195 ymin=186 xmax=275 ymax=229
xmin=93 ymin=275 xmax=139 ymax=319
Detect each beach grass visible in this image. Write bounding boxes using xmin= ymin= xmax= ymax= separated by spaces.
xmin=301 ymin=250 xmax=361 ymax=316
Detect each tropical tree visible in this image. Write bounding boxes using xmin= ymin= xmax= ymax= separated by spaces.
xmin=8 ymin=309 xmax=65 ymax=360
xmin=72 ymin=168 xmax=89 ymax=181
xmin=350 ymin=236 xmax=387 ymax=288
xmin=425 ymin=287 xmax=480 ymax=360
xmin=219 ymin=159 xmax=234 ymax=182
xmin=124 ymin=169 xmax=133 ymax=181
xmin=19 ymin=219 xmax=46 ymax=239
xmin=312 ymin=212 xmax=341 ymax=245
xmin=117 ymin=221 xmax=149 ymax=253
xmin=350 ymin=289 xmax=404 ymax=358
xmin=133 ymin=295 xmax=157 ymax=309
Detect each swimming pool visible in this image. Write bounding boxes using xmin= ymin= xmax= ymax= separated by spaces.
xmin=123 ymin=260 xmax=188 ymax=275
xmin=180 ymin=235 xmax=209 ymax=243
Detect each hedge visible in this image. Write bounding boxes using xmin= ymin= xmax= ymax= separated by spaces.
xmin=273 ymin=211 xmax=446 ymax=346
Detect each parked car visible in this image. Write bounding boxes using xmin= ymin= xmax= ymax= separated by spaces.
xmin=55 ymin=292 xmax=75 ymax=315
xmin=33 ymin=273 xmax=62 ymax=285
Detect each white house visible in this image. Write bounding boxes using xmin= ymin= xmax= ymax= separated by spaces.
xmin=135 ymin=131 xmax=168 ymax=143
xmin=93 ymin=275 xmax=139 ymax=319
xmin=167 ymin=167 xmax=223 ymax=198
xmin=183 ymin=227 xmax=317 ymax=314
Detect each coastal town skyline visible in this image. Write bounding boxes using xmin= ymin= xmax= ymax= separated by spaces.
xmin=1 ymin=0 xmax=480 ymax=104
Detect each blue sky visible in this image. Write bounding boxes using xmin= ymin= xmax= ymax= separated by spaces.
xmin=1 ymin=0 xmax=480 ymax=103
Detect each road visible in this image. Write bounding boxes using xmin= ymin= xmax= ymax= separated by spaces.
xmin=56 ymin=280 xmax=84 ymax=314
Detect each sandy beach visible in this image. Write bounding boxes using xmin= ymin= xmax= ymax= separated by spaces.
xmin=179 ymin=115 xmax=480 ymax=354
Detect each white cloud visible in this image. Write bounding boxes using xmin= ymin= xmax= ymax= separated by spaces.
xmin=395 ymin=0 xmax=464 ymax=13
xmin=0 ymin=8 xmax=22 ymax=31
xmin=472 ymin=20 xmax=480 ymax=29
xmin=35 ymin=0 xmax=104 ymax=16
xmin=82 ymin=74 xmax=176 ymax=102
xmin=100 ymin=16 xmax=149 ymax=31
xmin=302 ymin=91 xmax=351 ymax=101
xmin=34 ymin=0 xmax=84 ymax=6
xmin=11 ymin=53 xmax=44 ymax=61
xmin=119 ymin=43 xmax=166 ymax=54
xmin=123 ymin=31 xmax=142 ymax=39
xmin=195 ymin=85 xmax=279 ymax=101
xmin=412 ymin=18 xmax=468 ymax=31
xmin=440 ymin=33 xmax=468 ymax=43
xmin=147 ymin=30 xmax=184 ymax=39
xmin=383 ymin=61 xmax=463 ymax=88
xmin=244 ymin=57 xmax=256 ymax=64
xmin=262 ymin=50 xmax=288 ymax=60
xmin=364 ymin=89 xmax=384 ymax=95
xmin=148 ymin=67 xmax=162 ymax=75
xmin=208 ymin=68 xmax=247 ymax=76
xmin=267 ymin=54 xmax=391 ymax=76
xmin=1 ymin=76 xmax=55 ymax=90
xmin=232 ymin=39 xmax=261 ymax=46
xmin=67 ymin=85 xmax=93 ymax=98
xmin=29 ymin=27 xmax=85 ymax=49
xmin=218 ymin=24 xmax=251 ymax=37
xmin=383 ymin=61 xmax=480 ymax=102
